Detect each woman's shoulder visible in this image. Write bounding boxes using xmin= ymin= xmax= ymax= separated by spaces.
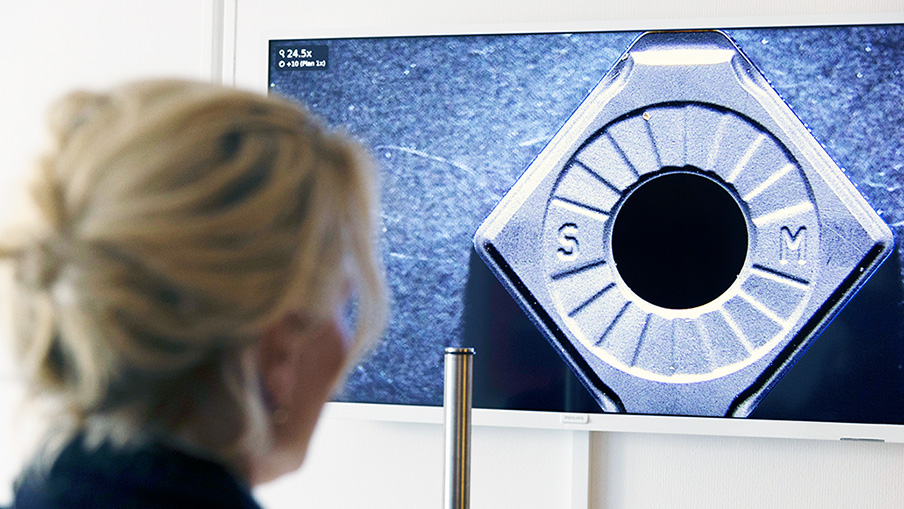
xmin=12 ymin=433 xmax=262 ymax=509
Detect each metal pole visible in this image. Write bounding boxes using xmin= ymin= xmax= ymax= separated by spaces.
xmin=443 ymin=347 xmax=475 ymax=509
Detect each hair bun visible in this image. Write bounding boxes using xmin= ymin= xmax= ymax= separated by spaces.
xmin=19 ymin=238 xmax=62 ymax=292
xmin=46 ymin=90 xmax=109 ymax=143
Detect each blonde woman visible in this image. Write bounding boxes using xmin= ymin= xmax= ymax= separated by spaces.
xmin=3 ymin=80 xmax=387 ymax=507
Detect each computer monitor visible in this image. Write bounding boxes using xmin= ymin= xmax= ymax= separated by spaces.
xmin=237 ymin=21 xmax=904 ymax=441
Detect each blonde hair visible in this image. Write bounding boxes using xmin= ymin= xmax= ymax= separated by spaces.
xmin=1 ymin=79 xmax=387 ymax=464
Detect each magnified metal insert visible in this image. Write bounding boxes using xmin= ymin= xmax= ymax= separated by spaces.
xmin=546 ymin=103 xmax=817 ymax=383
xmin=474 ymin=30 xmax=893 ymax=417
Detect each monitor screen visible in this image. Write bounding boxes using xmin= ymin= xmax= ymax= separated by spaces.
xmin=267 ymin=25 xmax=904 ymax=425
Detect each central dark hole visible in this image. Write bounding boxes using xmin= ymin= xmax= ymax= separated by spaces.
xmin=611 ymin=170 xmax=748 ymax=310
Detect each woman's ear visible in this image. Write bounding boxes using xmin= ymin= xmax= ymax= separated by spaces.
xmin=249 ymin=313 xmax=349 ymax=485
xmin=256 ymin=314 xmax=302 ymax=411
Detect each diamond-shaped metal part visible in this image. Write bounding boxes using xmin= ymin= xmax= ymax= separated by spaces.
xmin=474 ymin=30 xmax=894 ymax=417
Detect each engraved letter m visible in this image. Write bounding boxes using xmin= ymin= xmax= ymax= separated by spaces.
xmin=780 ymin=226 xmax=806 ymax=265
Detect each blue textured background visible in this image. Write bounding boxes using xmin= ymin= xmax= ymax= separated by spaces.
xmin=269 ymin=25 xmax=904 ymax=423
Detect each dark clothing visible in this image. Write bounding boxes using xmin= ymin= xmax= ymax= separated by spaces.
xmin=12 ymin=434 xmax=261 ymax=508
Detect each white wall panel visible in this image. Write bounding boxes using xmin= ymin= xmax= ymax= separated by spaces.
xmin=255 ymin=418 xmax=575 ymax=509
xmin=594 ymin=432 xmax=904 ymax=509
xmin=0 ymin=1 xmax=210 ymax=504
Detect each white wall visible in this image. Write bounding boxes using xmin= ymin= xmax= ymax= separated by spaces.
xmin=594 ymin=431 xmax=904 ymax=508
xmin=2 ymin=1 xmax=904 ymax=508
xmin=256 ymin=418 xmax=580 ymax=508
xmin=0 ymin=0 xmax=210 ymax=503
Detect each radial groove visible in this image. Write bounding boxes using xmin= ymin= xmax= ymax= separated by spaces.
xmin=726 ymin=133 xmax=766 ymax=183
xmin=568 ymin=282 xmax=616 ymax=317
xmin=549 ymin=197 xmax=611 ymax=220
xmin=629 ymin=314 xmax=653 ymax=367
xmin=694 ymin=318 xmax=715 ymax=373
xmin=705 ymin=113 xmax=730 ymax=171
xmin=551 ymin=258 xmax=608 ymax=281
xmin=605 ymin=131 xmax=640 ymax=178
xmin=750 ymin=264 xmax=810 ymax=288
xmin=743 ymin=162 xmax=794 ymax=202
xmin=719 ymin=307 xmax=754 ymax=354
xmin=574 ymin=160 xmax=626 ymax=195
xmin=739 ymin=290 xmax=788 ymax=329
xmin=752 ymin=201 xmax=814 ymax=226
xmin=595 ymin=301 xmax=631 ymax=347
xmin=681 ymin=105 xmax=689 ymax=165
xmin=642 ymin=113 xmax=663 ymax=169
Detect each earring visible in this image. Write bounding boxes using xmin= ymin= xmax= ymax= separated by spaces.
xmin=272 ymin=406 xmax=289 ymax=425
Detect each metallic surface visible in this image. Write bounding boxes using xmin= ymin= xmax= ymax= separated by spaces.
xmin=444 ymin=348 xmax=474 ymax=509
xmin=474 ymin=31 xmax=894 ymax=416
